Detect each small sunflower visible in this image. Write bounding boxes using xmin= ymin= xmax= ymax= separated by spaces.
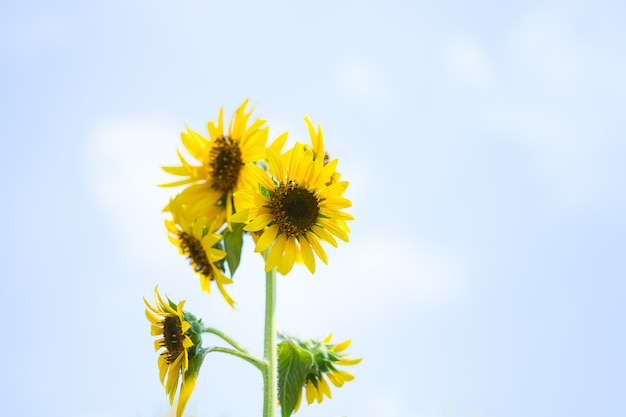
xmin=144 ymin=287 xmax=205 ymax=417
xmin=161 ymin=99 xmax=270 ymax=225
xmin=292 ymin=334 xmax=362 ymax=413
xmin=165 ymin=198 xmax=235 ymax=307
xmin=233 ymin=138 xmax=353 ymax=275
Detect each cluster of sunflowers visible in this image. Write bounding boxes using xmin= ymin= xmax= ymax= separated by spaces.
xmin=144 ymin=100 xmax=360 ymax=417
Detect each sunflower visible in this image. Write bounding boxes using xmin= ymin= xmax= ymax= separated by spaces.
xmin=232 ymin=138 xmax=353 ymax=275
xmin=165 ymin=198 xmax=235 ymax=307
xmin=144 ymin=287 xmax=204 ymax=417
xmin=293 ymin=334 xmax=362 ymax=413
xmin=161 ymin=99 xmax=270 ymax=225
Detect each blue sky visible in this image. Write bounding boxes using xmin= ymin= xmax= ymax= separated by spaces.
xmin=2 ymin=1 xmax=625 ymax=417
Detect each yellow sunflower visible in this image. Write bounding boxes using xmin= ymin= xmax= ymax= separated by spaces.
xmin=233 ymin=139 xmax=353 ymax=275
xmin=144 ymin=287 xmax=201 ymax=417
xmin=165 ymin=198 xmax=235 ymax=307
xmin=294 ymin=334 xmax=362 ymax=412
xmin=161 ymin=99 xmax=270 ymax=225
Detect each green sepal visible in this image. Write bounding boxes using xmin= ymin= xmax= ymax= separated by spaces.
xmin=283 ymin=334 xmax=338 ymax=374
xmin=187 ymin=347 xmax=207 ymax=376
xmin=222 ymin=221 xmax=245 ymax=276
xmin=278 ymin=339 xmax=314 ymax=417
xmin=182 ymin=312 xmax=204 ymax=356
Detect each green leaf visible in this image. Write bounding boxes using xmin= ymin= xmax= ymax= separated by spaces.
xmin=222 ymin=222 xmax=245 ymax=276
xmin=278 ymin=340 xmax=314 ymax=417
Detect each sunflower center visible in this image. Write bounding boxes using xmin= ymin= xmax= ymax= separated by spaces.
xmin=270 ymin=181 xmax=320 ymax=237
xmin=162 ymin=316 xmax=185 ymax=364
xmin=179 ymin=231 xmax=214 ymax=280
xmin=208 ymin=136 xmax=243 ymax=194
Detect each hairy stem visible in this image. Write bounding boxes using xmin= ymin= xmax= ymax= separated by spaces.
xmin=206 ymin=346 xmax=265 ymax=371
xmin=202 ymin=327 xmax=250 ymax=353
xmin=263 ymin=263 xmax=278 ymax=417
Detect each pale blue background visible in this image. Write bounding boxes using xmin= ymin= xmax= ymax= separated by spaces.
xmin=2 ymin=1 xmax=625 ymax=417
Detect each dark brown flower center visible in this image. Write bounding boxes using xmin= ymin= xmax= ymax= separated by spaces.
xmin=270 ymin=181 xmax=320 ymax=237
xmin=208 ymin=136 xmax=243 ymax=194
xmin=161 ymin=316 xmax=185 ymax=364
xmin=179 ymin=231 xmax=214 ymax=280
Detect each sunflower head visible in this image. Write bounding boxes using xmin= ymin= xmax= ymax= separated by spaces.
xmin=165 ymin=198 xmax=235 ymax=307
xmin=233 ymin=135 xmax=354 ymax=275
xmin=161 ymin=100 xmax=271 ymax=224
xmin=278 ymin=333 xmax=362 ymax=415
xmin=144 ymin=287 xmax=206 ymax=417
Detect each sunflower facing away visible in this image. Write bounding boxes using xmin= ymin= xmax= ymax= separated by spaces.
xmin=293 ymin=334 xmax=362 ymax=413
xmin=165 ymin=198 xmax=235 ymax=307
xmin=144 ymin=287 xmax=204 ymax=417
xmin=232 ymin=125 xmax=353 ymax=275
xmin=161 ymin=99 xmax=270 ymax=225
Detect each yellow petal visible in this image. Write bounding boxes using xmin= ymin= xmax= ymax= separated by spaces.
xmin=317 ymin=181 xmax=349 ymax=199
xmin=305 ymin=382 xmax=316 ymax=405
xmin=287 ymin=143 xmax=306 ymax=183
xmin=312 ymin=158 xmax=338 ymax=190
xmin=307 ymin=235 xmax=328 ymax=265
xmin=311 ymin=225 xmax=337 ymax=247
xmin=319 ymin=376 xmax=332 ymax=400
xmin=207 ymin=107 xmax=224 ymax=139
xmin=303 ymin=116 xmax=323 ymax=157
xmin=320 ymin=196 xmax=352 ymax=210
xmin=176 ymin=373 xmax=199 ymax=417
xmin=181 ymin=127 xmax=208 ymax=163
xmin=331 ymin=339 xmax=351 ymax=353
xmin=336 ymin=370 xmax=355 ymax=382
xmin=145 ymin=306 xmax=161 ymax=322
xmin=256 ymin=224 xmax=279 ymax=253
xmin=269 ymin=131 xmax=289 ymax=155
xmin=278 ymin=237 xmax=297 ymax=275
xmin=215 ymin=272 xmax=236 ymax=308
xmin=266 ymin=234 xmax=287 ymax=271
xmin=150 ymin=324 xmax=163 ymax=336
xmin=337 ymin=357 xmax=363 ymax=366
xmin=154 ymin=338 xmax=164 ymax=351
xmin=182 ymin=335 xmax=194 ymax=349
xmin=243 ymin=213 xmax=274 ymax=232
xmin=298 ymin=236 xmax=316 ymax=274
xmin=158 ymin=354 xmax=168 ymax=384
xmin=319 ymin=219 xmax=350 ymax=242
xmin=247 ymin=163 xmax=277 ymax=192
xmin=267 ymin=147 xmax=286 ymax=183
xmin=326 ymin=371 xmax=343 ymax=387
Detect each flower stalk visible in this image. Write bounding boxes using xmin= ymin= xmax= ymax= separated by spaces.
xmin=206 ymin=346 xmax=265 ymax=371
xmin=263 ymin=257 xmax=278 ymax=417
xmin=203 ymin=326 xmax=250 ymax=353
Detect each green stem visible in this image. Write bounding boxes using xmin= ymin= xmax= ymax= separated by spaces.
xmin=202 ymin=327 xmax=250 ymax=353
xmin=263 ymin=263 xmax=278 ymax=417
xmin=206 ymin=346 xmax=265 ymax=371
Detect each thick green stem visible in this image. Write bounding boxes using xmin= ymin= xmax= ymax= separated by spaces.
xmin=263 ymin=264 xmax=278 ymax=417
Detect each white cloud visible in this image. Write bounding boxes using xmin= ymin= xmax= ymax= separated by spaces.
xmin=85 ymin=119 xmax=181 ymax=267
xmin=501 ymin=13 xmax=625 ymax=206
xmin=335 ymin=57 xmax=393 ymax=109
xmin=0 ymin=13 xmax=71 ymax=55
xmin=460 ymin=11 xmax=626 ymax=209
xmin=277 ymin=237 xmax=465 ymax=334
xmin=443 ymin=36 xmax=494 ymax=89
